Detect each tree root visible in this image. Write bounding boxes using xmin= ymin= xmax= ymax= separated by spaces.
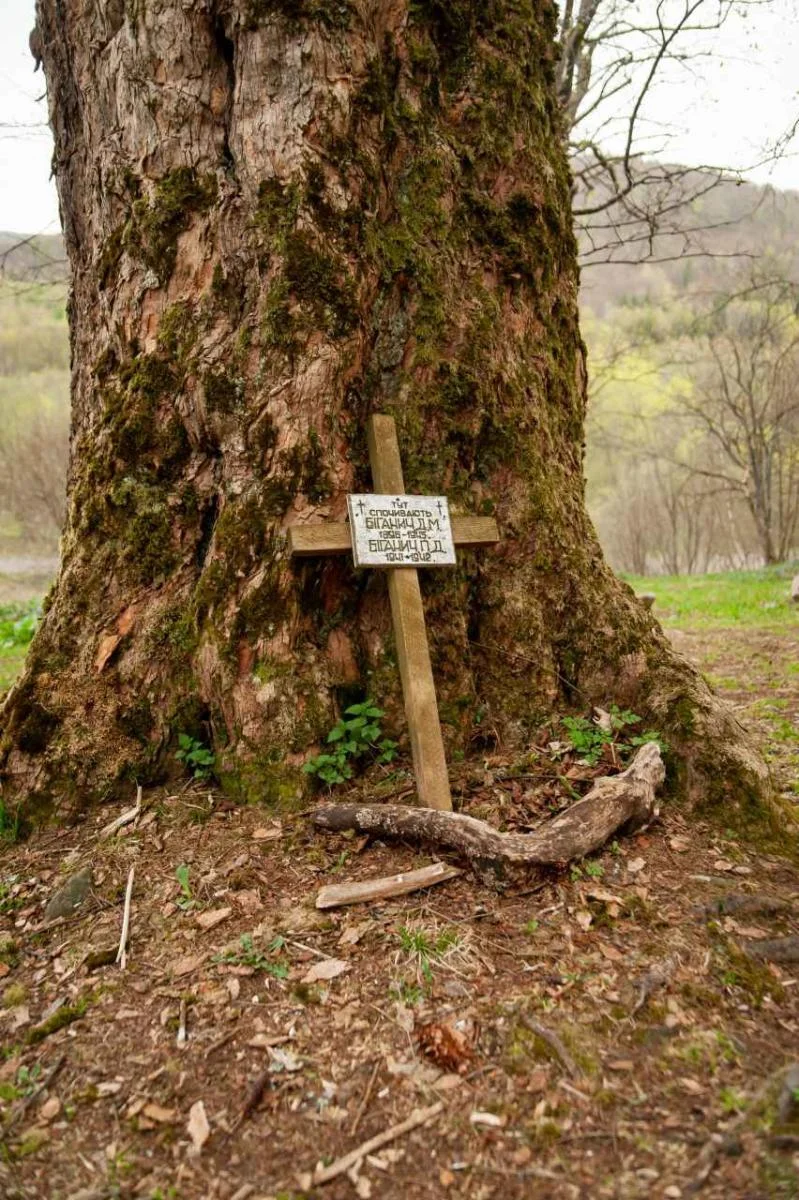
xmin=742 ymin=936 xmax=799 ymax=963
xmin=311 ymin=743 xmax=665 ymax=864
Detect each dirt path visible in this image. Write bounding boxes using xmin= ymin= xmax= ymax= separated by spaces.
xmin=668 ymin=625 xmax=799 ymax=805
xmin=0 ymin=629 xmax=797 ymax=1200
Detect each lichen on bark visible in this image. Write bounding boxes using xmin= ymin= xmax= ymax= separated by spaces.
xmin=0 ymin=0 xmax=782 ymax=839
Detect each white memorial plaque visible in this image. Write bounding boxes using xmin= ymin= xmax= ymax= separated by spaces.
xmin=347 ymin=494 xmax=456 ymax=569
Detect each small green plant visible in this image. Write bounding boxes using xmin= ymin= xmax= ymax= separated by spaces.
xmin=397 ymin=924 xmax=460 ymax=983
xmin=175 ymin=733 xmax=215 ymax=780
xmin=0 ymin=601 xmax=39 ymax=650
xmin=584 ymin=861 xmax=605 ymax=879
xmin=0 ymin=801 xmax=20 ymax=844
xmin=0 ymin=878 xmax=22 ymax=914
xmin=719 ymin=1086 xmax=746 ymax=1114
xmin=213 ymin=933 xmax=289 ymax=978
xmin=522 ymin=919 xmax=539 ymax=935
xmin=561 ymin=705 xmax=666 ymax=765
xmin=390 ymin=981 xmax=424 ymax=1005
xmin=175 ymin=864 xmax=195 ymax=910
xmin=303 ymin=700 xmax=397 ymax=786
xmin=0 ymin=1062 xmax=42 ymax=1102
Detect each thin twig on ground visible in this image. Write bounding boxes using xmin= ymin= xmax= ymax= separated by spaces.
xmin=350 ymin=1057 xmax=381 ymax=1136
xmin=100 ymin=785 xmax=142 ymax=838
xmin=519 ymin=1015 xmax=579 ymax=1078
xmin=116 ymin=866 xmax=135 ymax=970
xmin=229 ymin=1067 xmax=272 ymax=1135
xmin=299 ymin=1101 xmax=444 ymax=1188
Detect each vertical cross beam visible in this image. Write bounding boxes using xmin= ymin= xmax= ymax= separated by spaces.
xmin=366 ymin=415 xmax=452 ymax=812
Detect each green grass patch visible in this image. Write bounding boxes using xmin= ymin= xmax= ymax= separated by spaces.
xmin=0 ymin=600 xmax=39 ymax=695
xmin=625 ymin=564 xmax=798 ymax=628
xmin=0 ymin=646 xmax=28 ymax=693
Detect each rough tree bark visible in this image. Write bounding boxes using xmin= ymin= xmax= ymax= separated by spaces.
xmin=0 ymin=0 xmax=774 ymax=829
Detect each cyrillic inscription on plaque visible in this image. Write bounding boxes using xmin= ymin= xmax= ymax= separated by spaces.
xmin=347 ymin=494 xmax=456 ymax=568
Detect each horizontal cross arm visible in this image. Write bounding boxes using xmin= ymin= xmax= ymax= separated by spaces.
xmin=287 ymin=515 xmax=500 ymax=558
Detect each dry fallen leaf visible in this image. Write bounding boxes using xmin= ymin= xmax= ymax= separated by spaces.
xmin=142 ymin=1102 xmax=177 ymax=1123
xmin=575 ymin=910 xmax=593 ymax=931
xmin=38 ymin=1096 xmax=61 ymax=1122
xmin=252 ymin=825 xmax=282 ymax=841
xmin=598 ymin=942 xmax=624 ymax=963
xmin=187 ymin=1100 xmax=210 ymax=1153
xmin=232 ymin=889 xmax=261 ymax=914
xmin=339 ymin=920 xmax=372 ymax=946
xmin=268 ymin=1046 xmax=303 ymax=1073
xmin=195 ymin=907 xmax=231 ymax=931
xmin=172 ymin=953 xmax=206 ymax=978
xmin=301 ymin=958 xmax=349 ymax=984
xmin=9 ymin=1005 xmax=30 ymax=1031
xmin=247 ymin=1033 xmax=291 ymax=1049
xmin=627 ymin=857 xmax=646 ymax=874
xmin=95 ymin=632 xmax=122 ymax=673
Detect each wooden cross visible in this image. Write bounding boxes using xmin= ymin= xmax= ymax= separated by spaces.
xmin=288 ymin=414 xmax=500 ymax=812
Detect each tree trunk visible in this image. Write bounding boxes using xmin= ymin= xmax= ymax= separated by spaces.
xmin=0 ymin=0 xmax=774 ymax=829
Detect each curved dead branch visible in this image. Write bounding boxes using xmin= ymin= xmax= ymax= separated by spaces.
xmin=312 ymin=743 xmax=665 ymax=864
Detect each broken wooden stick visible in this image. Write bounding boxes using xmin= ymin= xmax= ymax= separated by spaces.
xmin=116 ymin=865 xmax=135 ymax=970
xmin=299 ymin=1101 xmax=444 ymax=1189
xmin=315 ymin=861 xmax=461 ymax=909
xmin=101 ymin=784 xmax=143 ymax=838
xmin=519 ymin=1016 xmax=579 ymax=1078
xmin=312 ymin=743 xmax=664 ymax=864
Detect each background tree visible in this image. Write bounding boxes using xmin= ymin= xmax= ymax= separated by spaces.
xmin=557 ymin=0 xmax=763 ymax=266
xmin=0 ymin=0 xmax=770 ymax=825
xmin=667 ymin=275 xmax=799 ymax=564
xmin=0 ymin=238 xmax=69 ymax=549
xmin=588 ymin=268 xmax=799 ymax=570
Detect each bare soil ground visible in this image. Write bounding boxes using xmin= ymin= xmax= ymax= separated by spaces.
xmin=1 ymin=625 xmax=798 ymax=1200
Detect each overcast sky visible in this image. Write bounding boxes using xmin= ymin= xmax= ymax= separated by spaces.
xmin=1 ymin=0 xmax=798 ymax=235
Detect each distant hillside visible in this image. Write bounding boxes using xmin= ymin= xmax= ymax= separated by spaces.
xmin=579 ymin=176 xmax=799 ymax=317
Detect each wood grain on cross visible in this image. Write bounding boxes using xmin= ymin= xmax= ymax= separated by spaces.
xmin=288 ymin=414 xmax=500 ymax=812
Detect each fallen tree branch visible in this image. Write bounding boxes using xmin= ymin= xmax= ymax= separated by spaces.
xmin=312 ymin=743 xmax=664 ymax=864
xmin=315 ymin=862 xmax=461 ymax=909
xmin=299 ymin=1101 xmax=444 ymax=1189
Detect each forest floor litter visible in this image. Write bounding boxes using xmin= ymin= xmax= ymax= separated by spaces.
xmin=0 ymin=623 xmax=797 ymax=1199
